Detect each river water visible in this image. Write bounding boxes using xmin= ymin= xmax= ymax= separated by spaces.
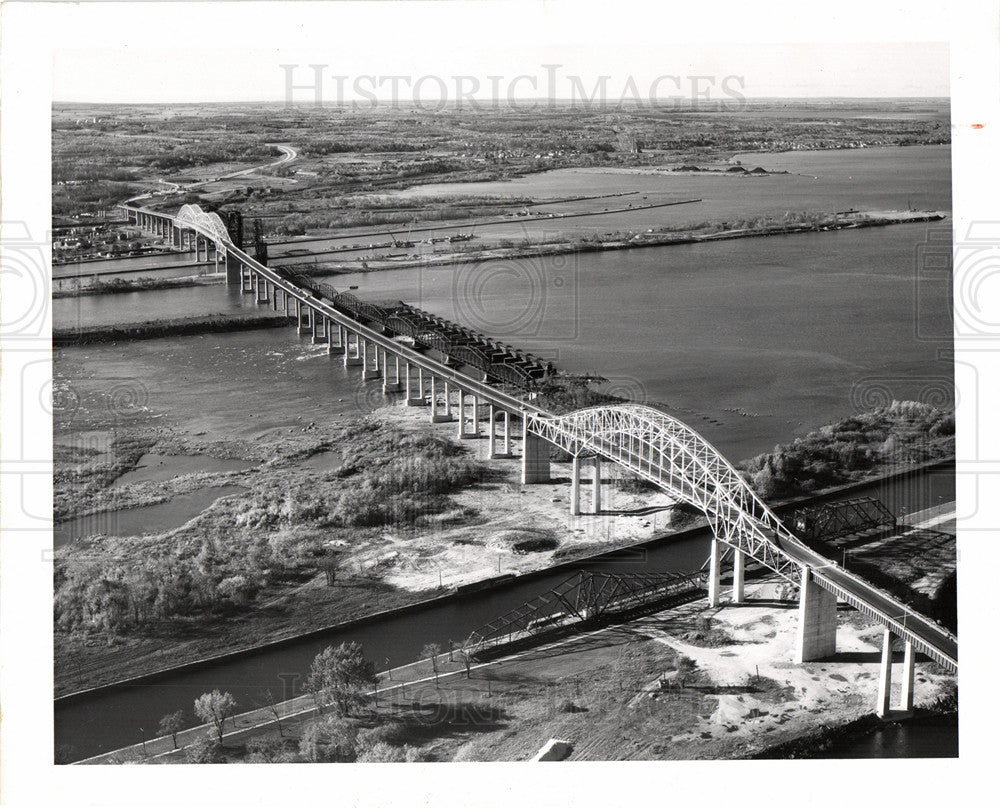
xmin=56 ymin=222 xmax=953 ymax=462
xmin=267 ymin=145 xmax=950 ymax=255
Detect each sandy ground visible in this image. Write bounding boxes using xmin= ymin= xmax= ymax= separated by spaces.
xmin=627 ymin=583 xmax=953 ymax=751
xmin=354 ymin=399 xmax=683 ymax=593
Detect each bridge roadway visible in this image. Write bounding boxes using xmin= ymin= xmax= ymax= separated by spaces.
xmin=120 ymin=203 xmax=958 ymax=682
xmin=552 ymin=428 xmax=957 ymax=670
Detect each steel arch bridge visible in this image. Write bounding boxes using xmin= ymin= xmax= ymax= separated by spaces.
xmin=175 ymin=204 xmax=232 ymax=247
xmin=528 ymin=405 xmax=807 ymax=582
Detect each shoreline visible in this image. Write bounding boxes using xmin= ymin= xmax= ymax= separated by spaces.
xmin=54 ymin=209 xmax=947 ymax=302
xmin=279 ymin=210 xmax=947 ymax=275
xmin=53 ymin=313 xmax=288 ymax=345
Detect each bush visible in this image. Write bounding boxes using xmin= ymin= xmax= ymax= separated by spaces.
xmin=356 ymin=722 xmax=408 ymax=748
xmin=356 ymin=741 xmax=406 ymax=762
xmin=185 ymin=735 xmax=224 ymax=764
xmin=738 ymin=402 xmax=955 ymax=499
xmin=245 ymin=736 xmax=296 ymax=764
xmin=298 ymin=716 xmax=358 ymax=762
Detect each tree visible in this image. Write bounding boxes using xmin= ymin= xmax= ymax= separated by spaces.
xmin=298 ymin=716 xmax=358 ymax=762
xmin=261 ymin=688 xmax=284 ymax=737
xmin=185 ymin=734 xmax=224 ymax=764
xmin=194 ymin=690 xmax=237 ymax=745
xmin=304 ymin=642 xmax=377 ymax=716
xmin=459 ymin=649 xmax=473 ymax=679
xmin=246 ymin=735 xmax=295 ymax=764
xmin=158 ymin=709 xmax=185 ymax=750
xmin=422 ymin=643 xmax=442 ymax=687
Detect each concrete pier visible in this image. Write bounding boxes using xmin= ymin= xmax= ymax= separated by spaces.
xmin=521 ymin=429 xmax=551 ymax=484
xmin=592 ymin=457 xmax=602 ymax=514
xmin=405 ymin=363 xmax=424 ymax=405
xmin=795 ymin=568 xmax=838 ymax=662
xmin=570 ymin=455 xmax=581 ymax=515
xmin=225 ymin=253 xmax=241 ymax=286
xmin=487 ymin=406 xmax=497 ymax=456
xmin=733 ymin=549 xmax=745 ymax=603
xmin=707 ymin=539 xmax=721 ymax=607
xmin=901 ymin=640 xmax=916 ymax=712
xmin=382 ymin=355 xmax=402 ymax=394
xmin=431 ymin=377 xmax=449 ymax=421
xmin=877 ymin=628 xmax=894 ymax=717
xmin=876 ymin=631 xmax=917 ymax=717
xmin=344 ymin=332 xmax=363 ymax=367
xmin=362 ymin=339 xmax=380 ymax=379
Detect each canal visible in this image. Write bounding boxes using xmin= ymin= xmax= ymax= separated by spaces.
xmin=54 ymin=466 xmax=955 ymax=762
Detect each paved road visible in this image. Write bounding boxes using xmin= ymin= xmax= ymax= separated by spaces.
xmin=773 ymin=533 xmax=957 ymax=666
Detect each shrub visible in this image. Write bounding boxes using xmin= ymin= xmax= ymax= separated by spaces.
xmin=185 ymin=735 xmax=224 ymax=764
xmin=356 ymin=741 xmax=406 ymax=762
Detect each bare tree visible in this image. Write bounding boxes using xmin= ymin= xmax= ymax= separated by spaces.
xmin=262 ymin=688 xmax=284 ymax=737
xmin=459 ymin=649 xmax=473 ymax=679
xmin=193 ymin=690 xmax=237 ymax=746
xmin=422 ymin=643 xmax=442 ymax=687
xmin=158 ymin=709 xmax=185 ymax=750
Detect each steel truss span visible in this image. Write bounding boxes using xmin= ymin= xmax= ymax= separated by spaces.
xmin=175 ymin=204 xmax=232 ymax=247
xmin=528 ymin=404 xmax=801 ymax=582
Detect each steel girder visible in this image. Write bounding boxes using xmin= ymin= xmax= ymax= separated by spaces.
xmin=793 ymin=497 xmax=896 ymax=542
xmin=526 ymin=405 xmax=801 ymax=582
xmin=464 ymin=570 xmax=703 ymax=653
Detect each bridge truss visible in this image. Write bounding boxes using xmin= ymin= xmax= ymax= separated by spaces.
xmin=792 ymin=497 xmax=897 ymax=542
xmin=527 ymin=405 xmax=802 ymax=582
xmin=175 ymin=204 xmax=233 ymax=247
xmin=464 ymin=570 xmax=704 ymax=656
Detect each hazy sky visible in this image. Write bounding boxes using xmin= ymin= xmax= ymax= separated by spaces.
xmin=45 ymin=1 xmax=951 ymax=103
xmin=54 ymin=42 xmax=950 ymax=104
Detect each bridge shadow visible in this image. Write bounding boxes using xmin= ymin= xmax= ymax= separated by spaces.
xmin=830 ymin=650 xmax=882 ymax=664
xmin=599 ymin=505 xmax=674 ymax=517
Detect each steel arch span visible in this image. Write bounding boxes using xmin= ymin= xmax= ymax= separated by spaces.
xmin=526 ymin=404 xmax=802 ymax=581
xmin=176 ymin=204 xmax=232 ymax=247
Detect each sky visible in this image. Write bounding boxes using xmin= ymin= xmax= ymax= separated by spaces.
xmin=42 ymin=1 xmax=952 ymax=104
xmin=53 ymin=42 xmax=950 ymax=104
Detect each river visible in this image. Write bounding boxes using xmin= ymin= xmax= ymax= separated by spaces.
xmin=55 ymin=221 xmax=953 ymax=462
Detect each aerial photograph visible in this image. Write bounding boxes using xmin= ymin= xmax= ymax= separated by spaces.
xmin=46 ymin=14 xmax=958 ymax=768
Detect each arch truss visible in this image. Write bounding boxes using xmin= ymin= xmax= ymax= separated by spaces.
xmin=175 ymin=204 xmax=233 ymax=247
xmin=526 ymin=404 xmax=801 ymax=582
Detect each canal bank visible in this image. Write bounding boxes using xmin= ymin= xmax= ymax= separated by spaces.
xmin=56 ymin=455 xmax=953 ymax=704
xmin=54 ymin=460 xmax=954 ymax=762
